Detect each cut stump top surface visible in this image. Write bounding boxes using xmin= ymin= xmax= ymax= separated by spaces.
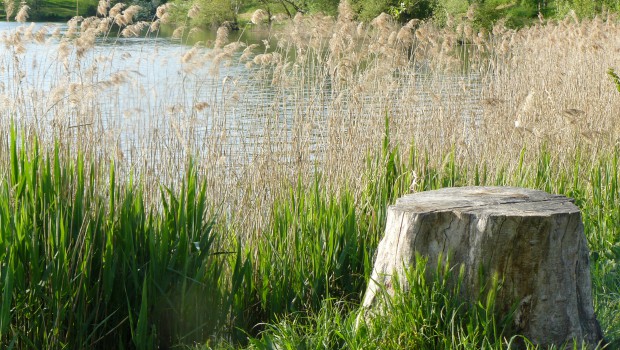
xmin=362 ymin=186 xmax=603 ymax=347
xmin=394 ymin=186 xmax=579 ymax=217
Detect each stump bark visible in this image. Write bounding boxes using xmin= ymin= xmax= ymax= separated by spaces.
xmin=361 ymin=186 xmax=603 ymax=347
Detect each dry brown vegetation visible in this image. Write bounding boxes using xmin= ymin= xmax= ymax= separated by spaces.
xmin=1 ymin=3 xmax=620 ymax=237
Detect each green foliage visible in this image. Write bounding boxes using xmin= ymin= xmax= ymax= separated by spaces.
xmin=435 ymin=0 xmax=468 ymax=20
xmin=351 ymin=0 xmax=436 ymax=21
xmin=554 ymin=0 xmax=620 ymax=18
xmin=0 ymin=128 xmax=246 ymax=349
xmin=480 ymin=0 xmax=539 ymax=28
xmin=435 ymin=0 xmax=539 ymax=28
xmin=245 ymin=257 xmax=517 ymax=350
xmin=251 ymin=178 xmax=365 ymax=317
xmin=124 ymin=0 xmax=162 ymax=21
xmin=164 ymin=0 xmax=620 ymax=28
xmin=306 ymin=0 xmax=340 ymax=15
xmin=0 ymin=0 xmax=98 ymax=21
xmin=169 ymin=0 xmax=237 ymax=28
xmin=2 ymin=123 xmax=620 ymax=348
xmin=352 ymin=0 xmax=394 ymax=20
xmin=608 ymin=68 xmax=620 ymax=93
xmin=236 ymin=128 xmax=620 ymax=349
xmin=194 ymin=0 xmax=238 ymax=26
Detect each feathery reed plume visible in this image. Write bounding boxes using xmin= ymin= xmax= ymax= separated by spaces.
xmin=98 ymin=17 xmax=113 ymax=32
xmin=337 ymin=0 xmax=354 ymax=22
xmin=445 ymin=13 xmax=454 ymax=28
xmin=187 ymin=4 xmax=200 ymax=19
xmin=495 ymin=2 xmax=514 ymax=10
xmin=387 ymin=31 xmax=397 ymax=46
xmin=188 ymin=27 xmax=203 ymax=37
xmin=481 ymin=98 xmax=505 ymax=108
xmin=97 ymin=0 xmax=108 ymax=17
xmin=239 ymin=43 xmax=258 ymax=61
xmin=160 ymin=12 xmax=171 ymax=23
xmin=15 ymin=4 xmax=29 ymax=23
xmin=149 ymin=19 xmax=160 ymax=32
xmin=396 ymin=26 xmax=414 ymax=45
xmin=65 ymin=16 xmax=82 ymax=38
xmin=171 ymin=26 xmax=185 ymax=39
xmin=121 ymin=21 xmax=147 ymax=37
xmin=252 ymin=52 xmax=281 ymax=65
xmin=250 ymin=9 xmax=268 ymax=25
xmin=210 ymin=51 xmax=232 ymax=73
xmin=156 ymin=3 xmax=171 ymax=22
xmin=81 ymin=16 xmax=100 ymax=32
xmin=370 ymin=12 xmax=392 ymax=30
xmin=271 ymin=13 xmax=288 ymax=22
xmin=405 ymin=18 xmax=419 ymax=29
xmin=3 ymin=29 xmax=25 ymax=54
xmin=76 ymin=28 xmax=98 ymax=57
xmin=356 ymin=22 xmax=365 ymax=36
xmin=182 ymin=46 xmax=199 ymax=63
xmin=223 ymin=41 xmax=245 ymax=54
xmin=114 ymin=14 xmax=127 ymax=26
xmin=33 ymin=26 xmax=48 ymax=43
xmin=464 ymin=23 xmax=473 ymax=38
xmin=109 ymin=3 xmax=125 ymax=18
xmin=193 ymin=102 xmax=209 ymax=111
xmin=109 ymin=71 xmax=129 ymax=85
xmin=51 ymin=26 xmax=61 ymax=38
xmin=3 ymin=0 xmax=15 ymax=21
xmin=57 ymin=39 xmax=71 ymax=63
xmin=121 ymin=5 xmax=141 ymax=25
xmin=24 ymin=22 xmax=35 ymax=40
xmin=214 ymin=25 xmax=229 ymax=49
xmin=515 ymin=91 xmax=535 ymax=127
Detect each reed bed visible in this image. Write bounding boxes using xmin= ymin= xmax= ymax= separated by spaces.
xmin=2 ymin=4 xmax=620 ymax=234
xmin=1 ymin=123 xmax=619 ymax=349
xmin=0 ymin=2 xmax=619 ymax=348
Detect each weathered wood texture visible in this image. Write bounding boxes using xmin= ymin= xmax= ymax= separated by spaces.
xmin=362 ymin=186 xmax=603 ymax=347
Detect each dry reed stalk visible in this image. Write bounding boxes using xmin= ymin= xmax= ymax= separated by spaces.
xmin=3 ymin=0 xmax=15 ymax=21
xmin=3 ymin=4 xmax=620 ymax=241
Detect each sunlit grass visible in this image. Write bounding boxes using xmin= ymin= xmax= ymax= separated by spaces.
xmin=0 ymin=1 xmax=619 ymax=348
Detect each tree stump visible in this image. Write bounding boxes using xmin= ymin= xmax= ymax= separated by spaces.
xmin=361 ymin=186 xmax=603 ymax=347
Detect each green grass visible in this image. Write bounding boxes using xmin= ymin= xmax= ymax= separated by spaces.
xmin=232 ymin=131 xmax=620 ymax=349
xmin=0 ymin=124 xmax=618 ymax=349
xmin=0 ymin=127 xmax=247 ymax=348
xmin=0 ymin=0 xmax=97 ymax=21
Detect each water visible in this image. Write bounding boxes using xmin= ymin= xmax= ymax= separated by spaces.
xmin=0 ymin=21 xmax=485 ymax=172
xmin=0 ymin=22 xmax=288 ymax=163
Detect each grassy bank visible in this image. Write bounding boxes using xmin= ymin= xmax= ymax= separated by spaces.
xmin=1 ymin=123 xmax=619 ymax=348
xmin=0 ymin=1 xmax=619 ymax=348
